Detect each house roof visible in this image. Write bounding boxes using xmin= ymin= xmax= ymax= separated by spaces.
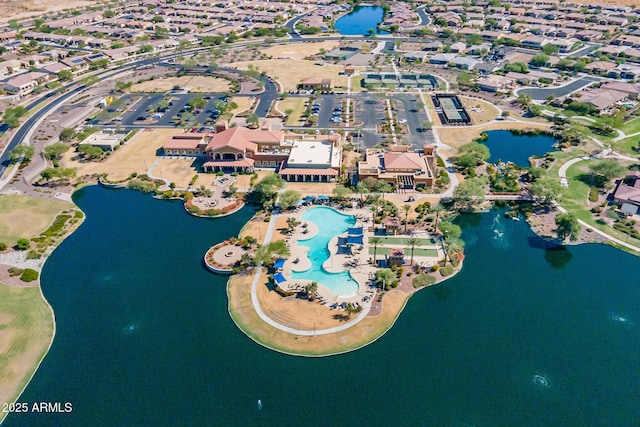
xmin=383 ymin=152 xmax=424 ymax=171
xmin=205 ymin=126 xmax=283 ymax=152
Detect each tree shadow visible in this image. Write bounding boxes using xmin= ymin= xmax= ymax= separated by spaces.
xmin=332 ymin=313 xmax=351 ymax=322
xmin=544 ymin=245 xmax=573 ymax=269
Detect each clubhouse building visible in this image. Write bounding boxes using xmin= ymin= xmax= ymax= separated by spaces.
xmin=162 ymin=121 xmax=342 ymax=182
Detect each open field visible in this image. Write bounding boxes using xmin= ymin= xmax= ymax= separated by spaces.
xmin=277 ymin=97 xmax=307 ymax=125
xmin=234 ymin=170 xmax=272 ymax=193
xmin=0 ymin=0 xmax=107 ymax=23
xmin=130 ymin=76 xmax=230 ymax=93
xmin=460 ymin=96 xmax=500 ymax=124
xmin=0 ymin=195 xmax=72 ymax=245
xmin=151 ymin=158 xmax=200 ymax=188
xmin=437 ymin=121 xmax=550 ymax=149
xmin=262 ymin=41 xmax=340 ymax=60
xmin=229 ymin=96 xmax=253 ymax=116
xmin=229 ymin=60 xmax=355 ymax=92
xmin=284 ymin=181 xmax=337 ymax=197
xmin=62 ymin=129 xmax=177 ymax=181
xmin=0 ymin=283 xmax=54 ymax=423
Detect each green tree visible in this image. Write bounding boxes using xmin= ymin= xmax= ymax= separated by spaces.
xmin=138 ymin=45 xmax=153 ymax=54
xmin=279 ymin=189 xmax=301 ymax=210
xmin=58 ymin=69 xmax=72 ymax=81
xmin=286 ymin=217 xmax=301 ymax=234
xmin=254 ymin=240 xmax=290 ymax=265
xmin=370 ymin=236 xmax=382 ymax=266
xmin=245 ymin=113 xmax=259 ymax=128
xmin=59 ymin=128 xmax=76 ymax=142
xmin=432 ymin=204 xmax=445 ymax=234
xmin=250 ymin=173 xmax=285 ymax=206
xmin=453 ymin=177 xmax=486 ymax=211
xmin=456 ymin=141 xmax=490 ymax=168
xmin=403 ymin=203 xmax=411 ymax=233
xmin=157 ymin=99 xmax=170 ymax=111
xmin=407 ymin=237 xmax=420 ymax=265
xmin=77 ymin=144 xmax=104 ymax=159
xmin=530 ymin=177 xmax=562 ymax=204
xmin=16 ymin=238 xmax=30 ymax=250
xmin=542 ymin=44 xmax=559 ymax=55
xmin=588 ymin=160 xmax=626 ymax=189
xmin=304 ymin=281 xmax=318 ymax=300
xmin=8 ymin=145 xmax=34 ymax=163
xmin=332 ymin=185 xmax=353 ymax=201
xmin=188 ymin=94 xmax=207 ymax=110
xmin=43 ymin=142 xmax=69 ymax=160
xmin=356 ymin=181 xmax=369 ymax=207
xmin=555 ymin=212 xmax=580 ymax=241
xmin=422 ymin=120 xmax=433 ymax=130
xmin=375 ymin=268 xmax=395 ymax=290
xmin=530 ymin=53 xmax=550 ymax=67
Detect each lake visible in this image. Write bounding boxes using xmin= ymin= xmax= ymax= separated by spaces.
xmin=334 ymin=6 xmax=388 ymax=36
xmin=6 ymin=186 xmax=640 ymax=426
xmin=482 ymin=129 xmax=557 ymax=166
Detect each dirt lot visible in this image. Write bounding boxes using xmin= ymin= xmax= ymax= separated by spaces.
xmin=0 ymin=0 xmax=108 ymax=23
xmin=437 ymin=121 xmax=551 ymax=150
xmin=229 ymin=96 xmax=254 ymax=116
xmin=130 ymin=76 xmax=230 ymax=93
xmin=460 ymin=96 xmax=500 ymax=125
xmin=151 ymin=158 xmax=200 ymax=188
xmin=61 ymin=129 xmax=178 ymax=181
xmin=228 ymin=60 xmax=353 ymax=92
xmin=262 ymin=41 xmax=340 ymax=60
xmin=284 ymin=181 xmax=337 ymax=197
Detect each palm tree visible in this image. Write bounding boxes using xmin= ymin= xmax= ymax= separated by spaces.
xmin=432 ymin=204 xmax=445 ymax=234
xmin=407 ymin=237 xmax=419 ymax=265
xmin=286 ymin=217 xmax=301 ymax=234
xmin=403 ymin=203 xmax=411 ymax=234
xmin=356 ymin=181 xmax=368 ymax=207
xmin=370 ymin=237 xmax=382 ymax=266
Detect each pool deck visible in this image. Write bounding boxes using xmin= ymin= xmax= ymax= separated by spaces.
xmin=282 ymin=206 xmax=378 ymax=306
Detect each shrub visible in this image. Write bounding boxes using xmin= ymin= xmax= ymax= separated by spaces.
xmin=42 ymin=214 xmax=71 ymax=237
xmin=589 ymin=187 xmax=599 ymax=202
xmin=16 ymin=238 xmax=30 ymax=250
xmin=74 ymin=211 xmax=84 ymax=219
xmin=440 ymin=265 xmax=454 ymax=276
xmin=412 ymin=273 xmax=436 ymax=288
xmin=8 ymin=267 xmax=23 ymax=276
xmin=0 ymin=242 xmax=7 ymax=251
xmin=20 ymin=268 xmax=39 ymax=282
xmin=26 ymin=250 xmax=41 ymax=260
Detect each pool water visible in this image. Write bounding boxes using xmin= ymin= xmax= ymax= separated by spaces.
xmin=290 ymin=207 xmax=359 ymax=297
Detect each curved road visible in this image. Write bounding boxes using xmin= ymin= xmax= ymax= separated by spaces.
xmin=516 ymin=76 xmax=599 ymax=101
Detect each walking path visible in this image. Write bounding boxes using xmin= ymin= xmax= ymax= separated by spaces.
xmin=555 ymin=156 xmax=640 ymax=254
xmin=248 ymin=211 xmax=372 ymax=336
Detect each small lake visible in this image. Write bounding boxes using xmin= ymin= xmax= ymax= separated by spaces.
xmin=482 ymin=130 xmax=557 ymax=166
xmin=7 ymin=187 xmax=640 ymax=426
xmin=335 ymin=6 xmax=388 ymax=35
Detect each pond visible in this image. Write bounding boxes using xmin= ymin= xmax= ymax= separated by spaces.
xmin=482 ymin=129 xmax=558 ymax=166
xmin=334 ymin=6 xmax=389 ymax=35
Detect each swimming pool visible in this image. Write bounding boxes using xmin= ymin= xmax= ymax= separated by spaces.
xmin=290 ymin=207 xmax=359 ymax=297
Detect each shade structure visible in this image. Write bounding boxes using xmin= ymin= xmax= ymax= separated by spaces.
xmin=274 ymin=259 xmax=286 ymax=270
xmin=317 ymin=195 xmax=330 ymax=200
xmin=347 ymin=234 xmax=364 ymax=245
xmin=348 ymin=227 xmax=363 ymax=235
xmin=295 ymin=199 xmax=305 ymax=207
xmin=303 ymin=196 xmax=316 ymax=203
xmin=273 ymin=272 xmax=287 ymax=285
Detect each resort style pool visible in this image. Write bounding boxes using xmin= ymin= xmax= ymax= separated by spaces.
xmin=290 ymin=206 xmax=359 ymax=297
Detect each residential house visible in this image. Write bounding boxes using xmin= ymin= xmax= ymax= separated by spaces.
xmin=477 ymin=75 xmax=512 ymax=92
xmin=612 ymin=172 xmax=640 ymax=214
xmin=2 ymin=71 xmax=49 ymax=95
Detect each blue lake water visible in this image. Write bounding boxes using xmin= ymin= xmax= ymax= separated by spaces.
xmin=334 ymin=6 xmax=389 ymax=35
xmin=6 ymin=186 xmax=640 ymax=426
xmin=290 ymin=206 xmax=358 ymax=297
xmin=482 ymin=129 xmax=558 ymax=166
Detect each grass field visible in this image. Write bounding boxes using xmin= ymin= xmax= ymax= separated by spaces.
xmin=0 ymin=195 xmax=72 ymax=245
xmin=460 ymin=96 xmax=500 ymax=124
xmin=262 ymin=41 xmax=340 ymax=60
xmin=229 ymin=96 xmax=253 ymax=116
xmin=229 ymin=60 xmax=354 ymax=92
xmin=369 ymin=247 xmax=439 ymax=257
xmin=130 ymin=76 xmax=230 ymax=93
xmin=0 ymin=283 xmax=54 ymax=423
xmin=369 ymin=236 xmax=436 ymax=246
xmin=278 ymin=97 xmax=307 ymax=125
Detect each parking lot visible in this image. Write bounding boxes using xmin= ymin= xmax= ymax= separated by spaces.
xmin=96 ymin=92 xmax=231 ymax=129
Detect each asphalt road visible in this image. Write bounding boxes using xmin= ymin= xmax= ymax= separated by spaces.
xmin=517 ymin=76 xmax=599 ymax=100
xmin=416 ymin=6 xmax=431 ymax=26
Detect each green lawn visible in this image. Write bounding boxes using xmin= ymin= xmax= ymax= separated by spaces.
xmin=0 ymin=195 xmax=72 ymax=245
xmin=369 ymin=236 xmax=436 ymax=246
xmin=0 ymin=283 xmax=54 ymax=422
xmin=370 ymin=247 xmax=438 ymax=257
xmin=620 ymin=116 xmax=640 ymax=135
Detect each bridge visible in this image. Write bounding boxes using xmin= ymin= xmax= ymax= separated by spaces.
xmin=485 ymin=193 xmax=535 ymax=201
